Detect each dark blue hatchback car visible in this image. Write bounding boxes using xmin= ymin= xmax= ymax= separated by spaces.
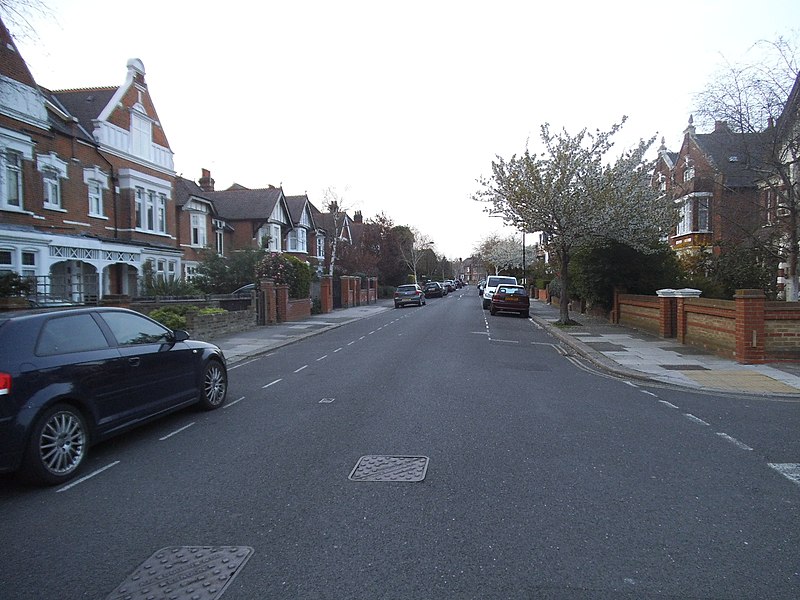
xmin=0 ymin=307 xmax=228 ymax=485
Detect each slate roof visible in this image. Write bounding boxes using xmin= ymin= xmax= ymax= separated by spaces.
xmin=205 ymin=186 xmax=284 ymax=221
xmin=174 ymin=176 xmax=213 ymax=208
xmin=49 ymin=87 xmax=117 ymax=135
xmin=693 ymin=125 xmax=767 ymax=188
xmin=285 ymin=194 xmax=313 ymax=227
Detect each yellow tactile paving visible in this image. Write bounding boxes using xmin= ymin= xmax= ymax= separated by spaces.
xmin=682 ymin=370 xmax=800 ymax=394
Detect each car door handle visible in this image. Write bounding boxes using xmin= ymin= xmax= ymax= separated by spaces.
xmin=128 ymin=357 xmax=141 ymax=367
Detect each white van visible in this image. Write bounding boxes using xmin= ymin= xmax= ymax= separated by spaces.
xmin=482 ymin=275 xmax=518 ymax=309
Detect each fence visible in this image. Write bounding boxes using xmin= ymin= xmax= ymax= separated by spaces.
xmin=612 ymin=289 xmax=800 ymax=364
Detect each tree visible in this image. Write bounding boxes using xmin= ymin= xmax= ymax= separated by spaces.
xmin=474 ymin=118 xmax=676 ymax=324
xmin=0 ymin=0 xmax=49 ymax=42
xmin=322 ymin=186 xmax=353 ymax=277
xmin=396 ymin=226 xmax=433 ymax=283
xmin=475 ymin=234 xmax=535 ymax=276
xmin=694 ymin=36 xmax=799 ymax=300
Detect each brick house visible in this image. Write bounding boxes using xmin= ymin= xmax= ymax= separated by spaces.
xmin=174 ymin=173 xmax=233 ymax=282
xmin=654 ymin=117 xmax=766 ymax=258
xmin=0 ymin=17 xmax=181 ymax=300
xmin=198 ymin=174 xmax=293 ymax=255
xmin=764 ymin=72 xmax=800 ymax=300
xmin=285 ymin=193 xmax=325 ymax=272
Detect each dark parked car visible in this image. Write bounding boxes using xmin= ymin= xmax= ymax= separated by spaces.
xmin=423 ymin=281 xmax=444 ymax=298
xmin=489 ymin=284 xmax=530 ymax=317
xmin=394 ymin=284 xmax=426 ymax=308
xmin=0 ymin=307 xmax=228 ymax=485
xmin=231 ymin=283 xmax=256 ymax=296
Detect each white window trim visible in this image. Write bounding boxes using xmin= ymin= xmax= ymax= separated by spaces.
xmin=83 ymin=166 xmax=109 ymax=218
xmin=190 ymin=212 xmax=207 ymax=247
xmin=37 ymin=152 xmax=69 ymax=210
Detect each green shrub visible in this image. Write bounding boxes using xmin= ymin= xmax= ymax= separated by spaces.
xmin=0 ymin=272 xmax=32 ymax=297
xmin=148 ymin=307 xmax=187 ymax=330
xmin=197 ymin=307 xmax=227 ymax=316
xmin=256 ymin=253 xmax=313 ymax=298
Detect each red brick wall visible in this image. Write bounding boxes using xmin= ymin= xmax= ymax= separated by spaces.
xmin=683 ymin=298 xmax=737 ymax=358
xmin=765 ymin=302 xmax=800 ymax=360
xmin=618 ymin=294 xmax=661 ymax=336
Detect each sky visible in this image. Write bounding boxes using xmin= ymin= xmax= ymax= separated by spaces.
xmin=6 ymin=0 xmax=800 ymax=260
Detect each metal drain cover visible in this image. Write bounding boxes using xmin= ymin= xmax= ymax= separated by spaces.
xmin=349 ymin=455 xmax=429 ymax=482
xmin=106 ymin=546 xmax=253 ymax=600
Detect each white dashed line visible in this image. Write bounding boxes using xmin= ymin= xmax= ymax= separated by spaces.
xmin=659 ymin=400 xmax=679 ymax=409
xmin=294 ymin=365 xmax=308 ymax=373
xmin=684 ymin=413 xmax=710 ymax=427
xmin=716 ymin=433 xmax=753 ymax=451
xmin=263 ymin=379 xmax=282 ymax=388
xmin=223 ymin=396 xmax=246 ymax=408
xmin=159 ymin=422 xmax=195 ymax=441
xmin=56 ymin=461 xmax=120 ymax=493
xmin=768 ymin=463 xmax=800 ymax=486
xmin=316 ymin=355 xmax=328 ymax=361
xmin=641 ymin=390 xmax=658 ymax=397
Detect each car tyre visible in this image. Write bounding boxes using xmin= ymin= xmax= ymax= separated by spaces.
xmin=21 ymin=403 xmax=88 ymax=485
xmin=199 ymin=360 xmax=228 ymax=410
xmin=490 ymin=305 xmax=497 ymax=315
xmin=482 ymin=299 xmax=490 ymax=310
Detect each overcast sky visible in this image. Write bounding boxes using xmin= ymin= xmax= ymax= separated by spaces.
xmin=8 ymin=0 xmax=800 ymax=259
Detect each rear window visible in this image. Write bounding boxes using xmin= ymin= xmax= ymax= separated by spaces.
xmin=497 ymin=286 xmax=526 ymax=295
xmin=397 ymin=285 xmax=418 ymax=292
xmin=487 ymin=276 xmax=517 ymax=286
xmin=36 ymin=314 xmax=110 ymax=355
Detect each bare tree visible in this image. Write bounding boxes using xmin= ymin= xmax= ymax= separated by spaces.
xmin=1 ymin=0 xmax=50 ymax=43
xmin=475 ymin=119 xmax=675 ymax=324
xmin=397 ymin=227 xmax=433 ymax=284
xmin=694 ymin=36 xmax=800 ymax=300
xmin=321 ymin=186 xmax=353 ymax=277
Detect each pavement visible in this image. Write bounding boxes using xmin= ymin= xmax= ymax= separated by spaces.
xmin=207 ymin=296 xmax=800 ymax=398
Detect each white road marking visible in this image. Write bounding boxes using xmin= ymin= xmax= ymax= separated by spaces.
xmin=684 ymin=413 xmax=710 ymax=427
xmin=294 ymin=365 xmax=308 ymax=373
xmin=223 ymin=396 xmax=246 ymax=408
xmin=159 ymin=422 xmax=195 ymax=441
xmin=659 ymin=400 xmax=679 ymax=409
xmin=262 ymin=379 xmax=282 ymax=388
xmin=316 ymin=355 xmax=328 ymax=361
xmin=716 ymin=433 xmax=753 ymax=451
xmin=768 ymin=463 xmax=800 ymax=486
xmin=56 ymin=461 xmax=120 ymax=493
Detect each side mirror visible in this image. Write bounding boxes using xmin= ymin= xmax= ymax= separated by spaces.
xmin=172 ymin=329 xmax=190 ymax=342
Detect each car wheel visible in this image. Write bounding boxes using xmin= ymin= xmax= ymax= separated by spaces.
xmin=394 ymin=303 xmax=400 ymax=308
xmin=482 ymin=299 xmax=489 ymax=309
xmin=22 ymin=403 xmax=88 ymax=485
xmin=490 ymin=305 xmax=496 ymax=315
xmin=199 ymin=360 xmax=228 ymax=410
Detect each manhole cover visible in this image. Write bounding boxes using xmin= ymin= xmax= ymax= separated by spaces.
xmin=106 ymin=546 xmax=253 ymax=600
xmin=349 ymin=455 xmax=429 ymax=482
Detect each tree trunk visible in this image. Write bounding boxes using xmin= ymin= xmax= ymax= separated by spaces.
xmin=786 ymin=209 xmax=798 ymax=301
xmin=558 ymin=247 xmax=572 ymax=324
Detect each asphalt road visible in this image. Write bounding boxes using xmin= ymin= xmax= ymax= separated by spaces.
xmin=1 ymin=287 xmax=799 ymax=599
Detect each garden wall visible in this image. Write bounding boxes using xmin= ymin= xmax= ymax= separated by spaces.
xmin=612 ymin=289 xmax=800 ymax=364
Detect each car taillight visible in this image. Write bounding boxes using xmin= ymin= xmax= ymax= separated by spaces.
xmin=0 ymin=372 xmax=10 ymax=396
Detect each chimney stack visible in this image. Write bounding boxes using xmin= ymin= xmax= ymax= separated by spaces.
xmin=199 ymin=168 xmax=215 ymax=192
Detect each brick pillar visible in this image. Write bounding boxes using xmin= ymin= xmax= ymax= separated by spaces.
xmin=275 ymin=284 xmax=289 ymax=322
xmin=611 ymin=288 xmax=621 ymax=324
xmin=320 ymin=275 xmax=333 ymax=314
xmin=676 ymin=297 xmax=687 ymax=344
xmin=259 ymin=278 xmax=276 ymax=325
xmin=340 ymin=276 xmax=351 ymax=308
xmin=658 ymin=296 xmax=676 ymax=338
xmin=735 ymin=289 xmax=766 ymax=364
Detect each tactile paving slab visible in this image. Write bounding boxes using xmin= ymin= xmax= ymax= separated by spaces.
xmin=106 ymin=546 xmax=253 ymax=600
xmin=349 ymin=455 xmax=429 ymax=482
